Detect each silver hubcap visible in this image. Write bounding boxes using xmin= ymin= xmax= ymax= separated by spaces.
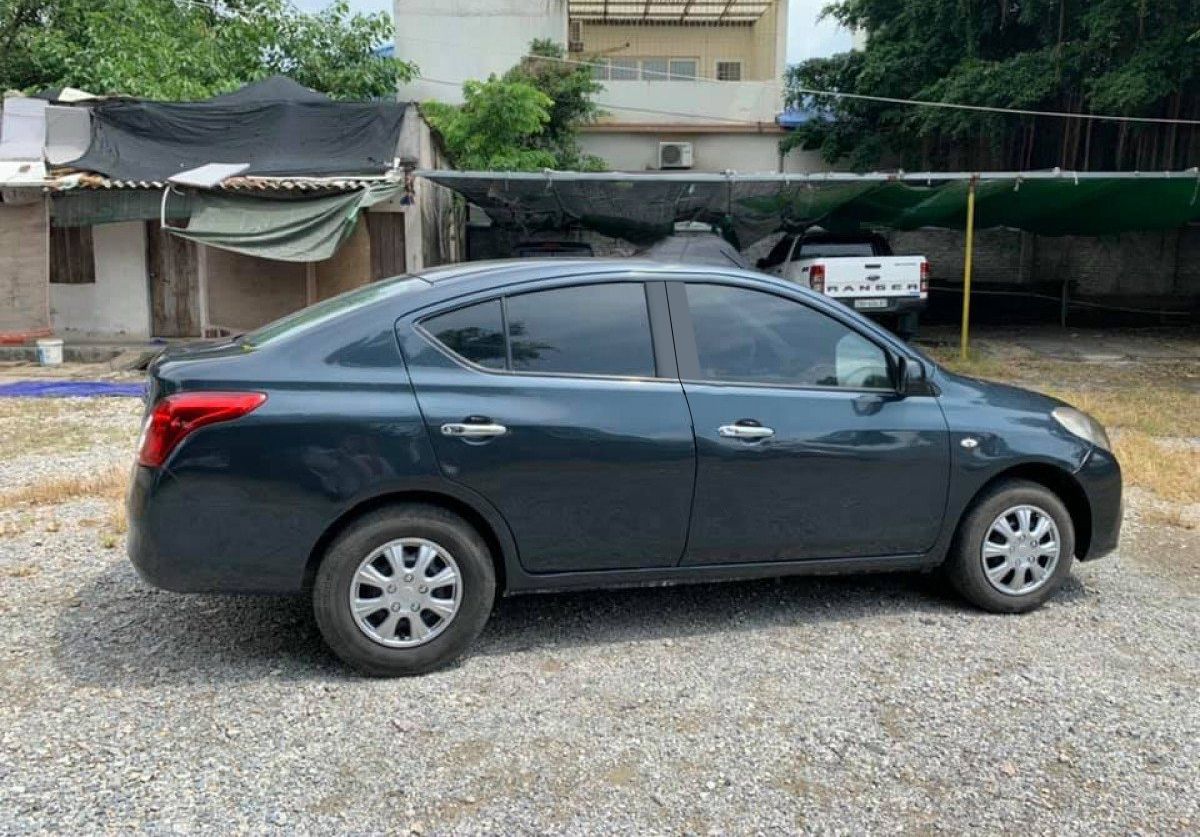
xmin=981 ymin=505 xmax=1061 ymax=596
xmin=349 ymin=538 xmax=462 ymax=648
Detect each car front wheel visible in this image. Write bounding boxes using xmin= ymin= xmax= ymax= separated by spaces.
xmin=313 ymin=505 xmax=496 ymax=676
xmin=944 ymin=480 xmax=1075 ymax=613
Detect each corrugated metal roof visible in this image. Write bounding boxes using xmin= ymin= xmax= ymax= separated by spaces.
xmin=51 ymin=173 xmax=396 ymax=192
xmin=568 ymin=0 xmax=773 ymax=24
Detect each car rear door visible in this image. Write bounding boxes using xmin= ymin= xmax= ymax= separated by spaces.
xmin=400 ymin=278 xmax=696 ymax=574
xmin=668 ymin=280 xmax=950 ymax=564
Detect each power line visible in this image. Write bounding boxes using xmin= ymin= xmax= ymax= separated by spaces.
xmin=417 ymin=76 xmax=769 ymax=126
xmin=789 ymin=87 xmax=1200 ymax=127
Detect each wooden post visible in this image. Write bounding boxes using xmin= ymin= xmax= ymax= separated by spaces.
xmin=959 ymin=178 xmax=977 ymax=361
xmin=305 ymin=262 xmax=317 ymax=306
xmin=196 ymin=243 xmax=210 ymax=338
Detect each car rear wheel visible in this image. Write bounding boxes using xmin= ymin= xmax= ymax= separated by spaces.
xmin=313 ymin=505 xmax=496 ymax=676
xmin=943 ymin=480 xmax=1075 ymax=613
xmin=895 ymin=311 xmax=919 ymax=341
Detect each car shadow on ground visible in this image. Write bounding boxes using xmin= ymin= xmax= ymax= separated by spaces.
xmin=54 ymin=561 xmax=1090 ymax=687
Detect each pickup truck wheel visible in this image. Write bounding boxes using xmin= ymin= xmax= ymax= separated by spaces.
xmin=944 ymin=480 xmax=1074 ymax=614
xmin=313 ymin=505 xmax=496 ymax=676
xmin=896 ymin=311 xmax=919 ymax=340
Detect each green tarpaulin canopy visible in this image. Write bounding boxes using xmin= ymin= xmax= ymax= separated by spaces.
xmin=165 ymin=184 xmax=401 ymax=261
xmin=419 ymin=170 xmax=1200 ymax=246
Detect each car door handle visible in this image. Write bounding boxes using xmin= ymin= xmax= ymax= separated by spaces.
xmin=441 ymin=422 xmax=508 ymax=438
xmin=718 ymin=424 xmax=775 ymax=440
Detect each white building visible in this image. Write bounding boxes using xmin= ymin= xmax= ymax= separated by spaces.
xmin=395 ymin=0 xmax=826 ymax=173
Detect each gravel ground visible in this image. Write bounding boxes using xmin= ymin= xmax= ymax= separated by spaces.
xmin=2 ymin=398 xmax=1199 ymax=835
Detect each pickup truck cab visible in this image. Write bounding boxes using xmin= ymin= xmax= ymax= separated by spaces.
xmin=758 ymin=232 xmax=928 ymax=337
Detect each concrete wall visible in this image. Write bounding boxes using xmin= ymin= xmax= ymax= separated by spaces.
xmin=578 ymin=130 xmax=826 ymax=173
xmin=890 ymin=225 xmax=1200 ymax=300
xmin=49 ymin=222 xmax=150 ymax=337
xmin=315 ymin=219 xmax=372 ymax=301
xmin=204 ymin=248 xmax=307 ymax=333
xmin=395 ymin=0 xmax=568 ymax=105
xmin=593 ymin=78 xmax=783 ymax=126
xmin=0 ymin=198 xmax=49 ymax=338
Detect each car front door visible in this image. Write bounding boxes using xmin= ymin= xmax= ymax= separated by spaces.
xmin=669 ymin=281 xmax=950 ymax=565
xmin=400 ymin=279 xmax=696 ymax=574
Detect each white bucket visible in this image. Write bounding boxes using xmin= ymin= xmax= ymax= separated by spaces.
xmin=36 ymin=338 xmax=64 ymax=366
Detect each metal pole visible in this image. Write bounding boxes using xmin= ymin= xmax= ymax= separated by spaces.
xmin=959 ymin=178 xmax=977 ymax=361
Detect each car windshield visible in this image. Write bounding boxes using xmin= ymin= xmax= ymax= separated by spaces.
xmin=242 ymin=276 xmax=426 ymax=348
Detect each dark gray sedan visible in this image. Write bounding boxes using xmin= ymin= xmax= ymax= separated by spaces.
xmin=128 ymin=259 xmax=1122 ymax=675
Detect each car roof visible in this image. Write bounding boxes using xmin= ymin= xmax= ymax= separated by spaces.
xmin=413 ymin=257 xmax=772 ymax=292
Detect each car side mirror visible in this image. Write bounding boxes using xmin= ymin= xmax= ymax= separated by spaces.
xmin=895 ymin=356 xmax=928 ymax=396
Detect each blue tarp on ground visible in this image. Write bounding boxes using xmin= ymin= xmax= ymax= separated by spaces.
xmin=0 ymin=380 xmax=146 ymax=398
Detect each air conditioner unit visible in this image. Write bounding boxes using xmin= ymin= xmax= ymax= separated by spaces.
xmin=658 ymin=141 xmax=694 ymax=170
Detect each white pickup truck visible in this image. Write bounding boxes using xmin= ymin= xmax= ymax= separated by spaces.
xmin=756 ymin=232 xmax=928 ymax=337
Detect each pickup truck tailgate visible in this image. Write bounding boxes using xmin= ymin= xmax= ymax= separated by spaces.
xmin=790 ymin=257 xmax=925 ymax=298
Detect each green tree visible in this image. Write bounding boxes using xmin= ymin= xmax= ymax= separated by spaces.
xmin=503 ymin=38 xmax=606 ymax=170
xmin=0 ymin=0 xmax=414 ymax=100
xmin=785 ymin=0 xmax=1200 ymax=171
xmin=423 ymin=76 xmax=558 ymax=171
xmin=424 ymin=38 xmax=605 ymax=171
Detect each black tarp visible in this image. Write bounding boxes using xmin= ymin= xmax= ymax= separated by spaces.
xmin=67 ymin=77 xmax=406 ymax=181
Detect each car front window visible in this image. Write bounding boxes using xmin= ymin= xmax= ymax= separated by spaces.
xmin=685 ymin=283 xmax=891 ymax=389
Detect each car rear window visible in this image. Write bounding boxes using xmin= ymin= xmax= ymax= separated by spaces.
xmin=242 ymin=276 xmax=426 ymax=348
xmin=422 ymin=299 xmax=506 ymax=369
xmin=795 ymin=241 xmax=876 ymax=259
xmin=506 ymin=284 xmax=654 ymax=377
xmin=421 ymin=283 xmax=656 ymax=378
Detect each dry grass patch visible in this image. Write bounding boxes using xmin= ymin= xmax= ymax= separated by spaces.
xmin=1110 ymin=431 xmax=1200 ymax=506
xmin=0 ymin=465 xmax=129 ymax=508
xmin=0 ymin=398 xmax=140 ymax=460
xmin=1038 ymin=386 xmax=1200 ymax=439
xmin=1141 ymin=505 xmax=1197 ymax=531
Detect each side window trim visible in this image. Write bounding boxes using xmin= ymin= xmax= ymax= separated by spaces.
xmin=646 ymin=281 xmax=678 ymax=380
xmin=665 ymin=282 xmax=700 ymax=380
xmin=666 ymin=279 xmax=899 ymax=393
xmin=416 ymin=279 xmax=674 ymax=382
xmin=499 ymin=295 xmax=515 ymax=370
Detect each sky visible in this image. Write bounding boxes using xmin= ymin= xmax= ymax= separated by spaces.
xmin=292 ymin=0 xmax=852 ymax=65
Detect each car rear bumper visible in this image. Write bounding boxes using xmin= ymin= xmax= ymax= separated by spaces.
xmin=1075 ymin=447 xmax=1123 ymax=561
xmin=126 ymin=464 xmax=310 ymax=594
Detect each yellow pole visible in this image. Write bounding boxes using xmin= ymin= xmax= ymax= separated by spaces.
xmin=960 ymin=178 xmax=977 ymax=361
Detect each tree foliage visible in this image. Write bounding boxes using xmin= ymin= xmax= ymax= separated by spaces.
xmin=423 ymin=77 xmax=558 ymax=171
xmin=785 ymin=0 xmax=1200 ymax=171
xmin=424 ymin=39 xmax=605 ymax=171
xmin=0 ymin=0 xmax=414 ymax=100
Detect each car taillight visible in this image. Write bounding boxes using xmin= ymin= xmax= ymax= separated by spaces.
xmin=137 ymin=392 xmax=266 ymax=468
xmin=920 ymin=261 xmax=930 ymax=294
xmin=809 ymin=264 xmax=826 ymax=293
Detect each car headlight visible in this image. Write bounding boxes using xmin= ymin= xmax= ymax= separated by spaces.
xmin=1052 ymin=406 xmax=1112 ymax=452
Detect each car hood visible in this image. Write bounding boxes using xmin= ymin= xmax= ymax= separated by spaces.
xmin=937 ymin=370 xmax=1068 ymax=414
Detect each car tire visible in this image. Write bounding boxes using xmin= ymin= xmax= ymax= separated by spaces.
xmin=896 ymin=311 xmax=919 ymax=341
xmin=943 ymin=480 xmax=1075 ymax=614
xmin=313 ymin=504 xmax=496 ymax=676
